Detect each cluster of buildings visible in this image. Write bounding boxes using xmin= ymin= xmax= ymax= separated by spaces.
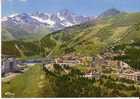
xmin=117 ymin=61 xmax=140 ymax=82
xmin=44 ymin=54 xmax=93 ymax=74
xmin=82 ymin=70 xmax=101 ymax=80
xmin=44 ymin=53 xmax=92 ymax=67
xmin=55 ymin=54 xmax=81 ymax=67
xmin=119 ymin=72 xmax=140 ymax=82
xmin=43 ymin=53 xmax=140 ymax=83
xmin=55 ymin=54 xmax=92 ymax=66
xmin=91 ymin=52 xmax=140 ymax=83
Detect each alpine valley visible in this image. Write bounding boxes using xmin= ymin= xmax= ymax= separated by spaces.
xmin=2 ymin=8 xmax=140 ymax=97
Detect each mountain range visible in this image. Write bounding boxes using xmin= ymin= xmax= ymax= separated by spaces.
xmin=2 ymin=8 xmax=123 ymax=41
xmin=2 ymin=8 xmax=140 ymax=57
xmin=2 ymin=9 xmax=95 ymax=41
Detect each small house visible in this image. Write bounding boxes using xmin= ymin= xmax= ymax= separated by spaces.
xmin=2 ymin=55 xmax=19 ymax=76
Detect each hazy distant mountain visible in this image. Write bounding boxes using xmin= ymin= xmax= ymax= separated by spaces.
xmin=98 ymin=8 xmax=122 ymax=18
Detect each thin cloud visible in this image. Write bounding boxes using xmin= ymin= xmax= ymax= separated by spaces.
xmin=19 ymin=0 xmax=27 ymax=2
xmin=8 ymin=0 xmax=27 ymax=2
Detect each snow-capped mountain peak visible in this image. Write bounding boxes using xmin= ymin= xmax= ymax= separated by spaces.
xmin=2 ymin=9 xmax=95 ymax=31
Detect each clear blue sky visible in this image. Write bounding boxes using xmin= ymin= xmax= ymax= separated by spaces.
xmin=2 ymin=0 xmax=140 ymax=16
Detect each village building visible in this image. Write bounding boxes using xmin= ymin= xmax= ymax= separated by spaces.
xmin=2 ymin=55 xmax=19 ymax=76
xmin=82 ymin=71 xmax=100 ymax=80
xmin=55 ymin=54 xmax=84 ymax=67
xmin=116 ymin=61 xmax=132 ymax=73
xmin=119 ymin=72 xmax=140 ymax=82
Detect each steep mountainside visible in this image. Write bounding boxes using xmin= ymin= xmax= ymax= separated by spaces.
xmin=40 ymin=12 xmax=140 ymax=57
xmin=2 ymin=26 xmax=50 ymax=41
xmin=112 ymin=22 xmax=140 ymax=69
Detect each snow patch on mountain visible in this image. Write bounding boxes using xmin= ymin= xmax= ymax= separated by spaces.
xmin=31 ymin=16 xmax=55 ymax=26
xmin=57 ymin=12 xmax=65 ymax=21
xmin=61 ymin=21 xmax=74 ymax=27
xmin=2 ymin=17 xmax=8 ymax=21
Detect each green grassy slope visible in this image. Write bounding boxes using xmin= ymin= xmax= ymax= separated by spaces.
xmin=2 ymin=29 xmax=15 ymax=41
xmin=2 ymin=27 xmax=50 ymax=41
xmin=2 ymin=65 xmax=48 ymax=97
xmin=2 ymin=41 xmax=42 ymax=57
